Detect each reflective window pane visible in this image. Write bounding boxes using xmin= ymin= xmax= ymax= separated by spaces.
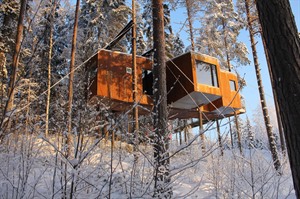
xmin=211 ymin=64 xmax=219 ymax=87
xmin=230 ymin=80 xmax=237 ymax=91
xmin=196 ymin=61 xmax=219 ymax=87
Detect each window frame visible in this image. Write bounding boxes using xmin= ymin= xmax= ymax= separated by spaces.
xmin=195 ymin=60 xmax=219 ymax=87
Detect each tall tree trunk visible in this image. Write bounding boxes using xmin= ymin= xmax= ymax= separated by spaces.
xmin=45 ymin=0 xmax=56 ymax=137
xmin=185 ymin=0 xmax=195 ymax=51
xmin=256 ymin=0 xmax=300 ymax=196
xmin=245 ymin=0 xmax=281 ymax=173
xmin=261 ymin=31 xmax=286 ymax=155
xmin=65 ymin=1 xmax=80 ymax=197
xmin=66 ymin=0 xmax=80 ymax=157
xmin=131 ymin=3 xmax=139 ymax=195
xmin=1 ymin=0 xmax=27 ymax=129
xmin=132 ymin=0 xmax=139 ymax=158
xmin=152 ymin=0 xmax=172 ymax=197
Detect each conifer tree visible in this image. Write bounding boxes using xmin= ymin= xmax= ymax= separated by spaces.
xmin=196 ymin=0 xmax=249 ymax=70
xmin=152 ymin=0 xmax=172 ymax=197
xmin=256 ymin=0 xmax=300 ymax=195
xmin=247 ymin=0 xmax=281 ymax=172
xmin=1 ymin=0 xmax=27 ymax=130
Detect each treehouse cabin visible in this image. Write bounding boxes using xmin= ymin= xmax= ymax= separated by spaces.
xmin=86 ymin=49 xmax=244 ymax=121
xmin=87 ymin=49 xmax=153 ymax=113
xmin=166 ymin=51 xmax=244 ymax=120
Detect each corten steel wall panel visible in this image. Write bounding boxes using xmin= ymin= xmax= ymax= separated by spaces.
xmin=204 ymin=71 xmax=242 ymax=114
xmin=166 ymin=52 xmax=194 ymax=104
xmin=225 ymin=72 xmax=241 ymax=108
xmin=96 ymin=50 xmax=152 ymax=106
xmin=192 ymin=53 xmax=222 ymax=98
xmin=86 ymin=54 xmax=99 ymax=97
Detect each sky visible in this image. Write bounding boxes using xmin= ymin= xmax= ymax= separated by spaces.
xmin=170 ymin=0 xmax=300 ymax=124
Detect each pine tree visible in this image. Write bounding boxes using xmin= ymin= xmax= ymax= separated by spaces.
xmin=66 ymin=0 xmax=80 ymax=157
xmin=152 ymin=0 xmax=172 ymax=197
xmin=141 ymin=0 xmax=184 ymax=58
xmin=45 ymin=0 xmax=56 ymax=137
xmin=1 ymin=0 xmax=27 ymax=130
xmin=196 ymin=0 xmax=249 ymax=70
xmin=256 ymin=0 xmax=300 ymax=194
xmin=242 ymin=0 xmax=281 ymax=172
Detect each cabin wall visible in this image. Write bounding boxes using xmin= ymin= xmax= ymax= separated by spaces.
xmin=192 ymin=53 xmax=222 ymax=104
xmin=90 ymin=50 xmax=152 ymax=107
xmin=166 ymin=53 xmax=194 ymax=105
xmin=204 ymin=71 xmax=242 ymax=114
xmin=87 ymin=55 xmax=98 ymax=98
xmin=223 ymin=72 xmax=241 ymax=108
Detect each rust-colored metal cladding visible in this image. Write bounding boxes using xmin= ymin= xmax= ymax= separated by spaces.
xmin=87 ymin=49 xmax=153 ymax=114
xmin=86 ymin=50 xmax=244 ymax=121
xmin=167 ymin=51 xmax=245 ymax=120
xmin=203 ymin=70 xmax=245 ymax=118
xmin=166 ymin=52 xmax=222 ymax=111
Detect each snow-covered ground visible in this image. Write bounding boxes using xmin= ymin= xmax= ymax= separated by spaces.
xmin=0 ymin=134 xmax=295 ymax=198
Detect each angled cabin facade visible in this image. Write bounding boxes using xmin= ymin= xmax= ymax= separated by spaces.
xmin=166 ymin=52 xmax=222 ymax=110
xmin=167 ymin=51 xmax=244 ymax=120
xmin=203 ymin=70 xmax=245 ymax=118
xmin=87 ymin=49 xmax=153 ymax=113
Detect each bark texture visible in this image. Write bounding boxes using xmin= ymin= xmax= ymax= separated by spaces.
xmin=152 ymin=0 xmax=172 ymax=197
xmin=256 ymin=0 xmax=300 ymax=196
xmin=185 ymin=0 xmax=195 ymax=51
xmin=66 ymin=0 xmax=80 ymax=157
xmin=45 ymin=0 xmax=56 ymax=137
xmin=245 ymin=0 xmax=281 ymax=172
xmin=2 ymin=0 xmax=27 ymax=129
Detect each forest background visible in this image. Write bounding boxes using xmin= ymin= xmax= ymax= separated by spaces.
xmin=0 ymin=0 xmax=299 ymax=198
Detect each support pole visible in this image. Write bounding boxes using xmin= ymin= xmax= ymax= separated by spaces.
xmin=216 ymin=120 xmax=224 ymax=156
xmin=199 ymin=108 xmax=205 ymax=154
xmin=234 ymin=111 xmax=242 ymax=155
xmin=229 ymin=117 xmax=234 ymax=148
xmin=179 ymin=131 xmax=182 ymax=145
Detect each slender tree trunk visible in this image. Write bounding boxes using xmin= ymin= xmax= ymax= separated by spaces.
xmin=152 ymin=0 xmax=172 ymax=197
xmin=216 ymin=120 xmax=223 ymax=156
xmin=66 ymin=0 xmax=80 ymax=157
xmin=256 ymin=0 xmax=300 ymax=196
xmin=234 ymin=112 xmax=242 ymax=155
xmin=65 ymin=1 xmax=80 ymax=197
xmin=130 ymin=2 xmax=139 ymax=195
xmin=222 ymin=19 xmax=231 ymax=72
xmin=229 ymin=117 xmax=234 ymax=149
xmin=132 ymin=0 xmax=139 ymax=159
xmin=45 ymin=0 xmax=56 ymax=137
xmin=261 ymin=30 xmax=286 ymax=156
xmin=1 ymin=0 xmax=27 ymax=128
xmin=245 ymin=0 xmax=281 ymax=173
xmin=185 ymin=0 xmax=195 ymax=51
xmin=0 ymin=52 xmax=6 ymax=123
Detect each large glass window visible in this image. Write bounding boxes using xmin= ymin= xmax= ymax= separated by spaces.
xmin=196 ymin=61 xmax=219 ymax=87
